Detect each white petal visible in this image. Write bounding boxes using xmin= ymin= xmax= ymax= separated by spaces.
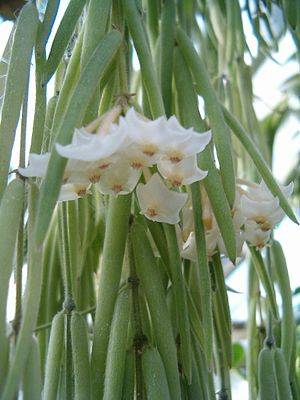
xmin=239 ymin=195 xmax=280 ymax=220
xmin=56 ymin=126 xmax=127 ymax=162
xmin=205 ymin=227 xmax=220 ymax=257
xmin=161 ymin=130 xmax=211 ymax=162
xmin=181 ymin=232 xmax=197 ymax=262
xmin=122 ymin=107 xmax=167 ymax=145
xmin=18 ymin=153 xmax=50 ymax=178
xmin=157 ymin=156 xmax=208 ymax=186
xmin=136 ymin=173 xmax=188 ymax=224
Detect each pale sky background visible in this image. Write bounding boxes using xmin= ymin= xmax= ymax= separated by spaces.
xmin=0 ymin=2 xmax=299 ymax=398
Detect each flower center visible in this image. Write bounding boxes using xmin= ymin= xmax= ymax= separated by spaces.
xmin=168 ymin=150 xmax=183 ymax=163
xmin=76 ymin=188 xmax=87 ymax=197
xmin=254 ymin=216 xmax=271 ymax=231
xmin=142 ymin=144 xmax=158 ymax=157
xmin=147 ymin=207 xmax=158 ymax=217
xmin=89 ymin=173 xmax=101 ymax=183
xmin=130 ymin=160 xmax=143 ymax=169
xmin=112 ymin=184 xmax=123 ymax=193
xmin=170 ymin=177 xmax=182 ymax=187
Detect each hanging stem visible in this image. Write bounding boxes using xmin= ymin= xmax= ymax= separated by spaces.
xmin=128 ymin=232 xmax=145 ymax=400
xmin=58 ymin=202 xmax=76 ymax=400
xmin=58 ymin=203 xmax=74 ymax=301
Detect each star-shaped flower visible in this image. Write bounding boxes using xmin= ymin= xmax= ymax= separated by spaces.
xmin=157 ymin=155 xmax=207 ymax=187
xmin=136 ymin=173 xmax=188 ymax=224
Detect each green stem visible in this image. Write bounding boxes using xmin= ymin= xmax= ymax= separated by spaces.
xmin=190 ymin=183 xmax=213 ymax=366
xmin=266 ymin=247 xmax=274 ymax=342
xmin=58 ymin=204 xmax=76 ymax=400
xmin=128 ymin=234 xmax=145 ymax=400
xmin=247 ymin=262 xmax=259 ymax=400
xmin=58 ymin=203 xmax=73 ymax=301
xmin=163 ymin=224 xmax=191 ymax=382
xmin=12 ymin=219 xmax=24 ymax=337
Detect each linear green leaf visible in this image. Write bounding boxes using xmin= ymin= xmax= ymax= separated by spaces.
xmin=0 ymin=25 xmax=15 ymax=114
xmin=91 ymin=195 xmax=131 ymax=400
xmin=249 ymin=245 xmax=279 ymax=321
xmin=43 ymin=311 xmax=65 ymax=400
xmin=142 ymin=347 xmax=171 ymax=400
xmin=271 ymin=240 xmax=295 ymax=371
xmin=123 ymin=0 xmax=165 ymax=118
xmin=0 ymin=3 xmax=39 ymax=199
xmin=160 ymin=0 xmax=175 ymax=116
xmin=173 ymin=48 xmax=236 ymax=261
xmin=37 ymin=0 xmax=61 ymax=52
xmin=2 ymin=183 xmax=43 ymax=400
xmin=191 ymin=182 xmax=214 ymax=363
xmin=176 ymin=27 xmax=236 ymax=207
xmin=164 ymin=224 xmax=192 ymax=381
xmin=81 ymin=0 xmax=111 ymax=68
xmin=22 ymin=337 xmax=42 ymax=400
xmin=34 ymin=30 xmax=122 ymax=246
xmin=258 ymin=347 xmax=276 ymax=400
xmin=0 ymin=178 xmax=24 ymax=392
xmin=71 ymin=312 xmax=91 ymax=400
xmin=103 ymin=289 xmax=130 ymax=400
xmin=45 ymin=0 xmax=87 ymax=82
xmin=132 ymin=223 xmax=181 ymax=400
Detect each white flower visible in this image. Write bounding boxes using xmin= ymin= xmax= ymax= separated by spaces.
xmin=181 ymin=227 xmax=220 ymax=261
xmin=157 ymin=156 xmax=207 ymax=187
xmin=244 ymin=220 xmax=271 ymax=249
xmin=18 ymin=153 xmax=50 ymax=178
xmin=96 ymin=158 xmax=141 ymax=196
xmin=238 ymin=195 xmax=283 ymax=231
xmin=136 ymin=173 xmax=188 ymax=224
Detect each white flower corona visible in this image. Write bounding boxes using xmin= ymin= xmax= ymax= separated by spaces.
xmin=136 ymin=173 xmax=188 ymax=224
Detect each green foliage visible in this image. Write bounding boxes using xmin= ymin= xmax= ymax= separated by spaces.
xmin=0 ymin=0 xmax=299 ymax=399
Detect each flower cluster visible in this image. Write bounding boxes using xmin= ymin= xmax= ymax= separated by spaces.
xmin=19 ymin=107 xmax=211 ymax=223
xmin=180 ymin=180 xmax=293 ymax=261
